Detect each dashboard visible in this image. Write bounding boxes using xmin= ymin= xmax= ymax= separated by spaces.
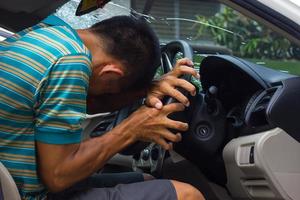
xmin=199 ymin=55 xmax=281 ymax=137
xmin=200 ymin=55 xmax=295 ymax=140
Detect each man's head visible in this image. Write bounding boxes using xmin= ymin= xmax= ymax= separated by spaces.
xmin=80 ymin=15 xmax=161 ymax=95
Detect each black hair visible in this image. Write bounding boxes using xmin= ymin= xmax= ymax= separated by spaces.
xmin=90 ymin=15 xmax=161 ymax=90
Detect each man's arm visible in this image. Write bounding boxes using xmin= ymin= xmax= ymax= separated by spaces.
xmin=37 ymin=121 xmax=134 ymax=192
xmin=37 ymin=103 xmax=187 ymax=192
xmin=37 ymin=57 xmax=195 ymax=192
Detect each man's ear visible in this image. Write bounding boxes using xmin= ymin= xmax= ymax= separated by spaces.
xmin=97 ymin=64 xmax=124 ymax=78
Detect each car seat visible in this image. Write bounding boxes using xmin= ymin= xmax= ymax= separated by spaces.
xmin=0 ymin=162 xmax=21 ymax=200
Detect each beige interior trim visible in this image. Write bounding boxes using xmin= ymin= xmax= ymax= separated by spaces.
xmin=223 ymin=128 xmax=300 ymax=200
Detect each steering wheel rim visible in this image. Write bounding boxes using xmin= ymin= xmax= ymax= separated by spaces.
xmin=161 ymin=40 xmax=195 ymax=107
xmin=161 ymin=40 xmax=194 ymax=75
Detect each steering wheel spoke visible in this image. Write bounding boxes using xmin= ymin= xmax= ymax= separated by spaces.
xmin=161 ymin=52 xmax=173 ymax=72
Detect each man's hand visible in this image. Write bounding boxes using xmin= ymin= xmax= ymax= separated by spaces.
xmin=121 ymin=103 xmax=188 ymax=150
xmin=146 ymin=58 xmax=200 ymax=109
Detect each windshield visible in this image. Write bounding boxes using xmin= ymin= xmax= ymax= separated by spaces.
xmin=55 ymin=0 xmax=300 ymax=75
xmin=289 ymin=0 xmax=300 ymax=6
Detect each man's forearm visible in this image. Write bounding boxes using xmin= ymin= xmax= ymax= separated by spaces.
xmin=60 ymin=129 xmax=134 ymax=189
xmin=38 ymin=123 xmax=135 ymax=192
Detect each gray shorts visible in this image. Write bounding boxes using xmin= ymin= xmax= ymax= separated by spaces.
xmin=48 ymin=180 xmax=177 ymax=200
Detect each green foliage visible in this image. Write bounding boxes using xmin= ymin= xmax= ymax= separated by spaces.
xmin=195 ymin=7 xmax=296 ymax=59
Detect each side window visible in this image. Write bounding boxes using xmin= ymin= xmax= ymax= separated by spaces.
xmin=196 ymin=5 xmax=300 ymax=75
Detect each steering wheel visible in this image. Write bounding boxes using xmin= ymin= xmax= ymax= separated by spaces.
xmin=106 ymin=40 xmax=194 ymax=175
xmin=160 ymin=42 xmax=227 ymax=162
xmin=161 ymin=44 xmax=227 ymax=185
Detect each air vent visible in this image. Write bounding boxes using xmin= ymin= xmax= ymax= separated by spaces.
xmin=245 ymin=88 xmax=277 ymax=127
xmin=242 ymin=179 xmax=276 ymax=199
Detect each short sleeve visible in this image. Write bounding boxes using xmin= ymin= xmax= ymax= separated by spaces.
xmin=34 ymin=54 xmax=92 ymax=144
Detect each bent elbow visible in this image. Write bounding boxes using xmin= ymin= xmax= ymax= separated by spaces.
xmin=43 ymin=177 xmax=68 ymax=193
xmin=40 ymin=170 xmax=70 ymax=193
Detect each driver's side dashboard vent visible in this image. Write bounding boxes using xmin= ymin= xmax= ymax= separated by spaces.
xmin=245 ymin=87 xmax=278 ymax=128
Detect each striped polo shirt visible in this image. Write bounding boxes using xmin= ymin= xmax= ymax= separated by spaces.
xmin=0 ymin=16 xmax=92 ymax=199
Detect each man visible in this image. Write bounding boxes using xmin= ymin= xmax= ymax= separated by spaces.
xmin=0 ymin=15 xmax=204 ymax=200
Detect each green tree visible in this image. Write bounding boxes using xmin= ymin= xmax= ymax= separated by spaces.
xmin=195 ymin=7 xmax=294 ymax=59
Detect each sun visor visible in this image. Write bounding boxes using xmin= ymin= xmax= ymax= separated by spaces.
xmin=0 ymin=0 xmax=68 ymax=31
xmin=0 ymin=0 xmax=56 ymax=13
xmin=76 ymin=0 xmax=111 ymax=16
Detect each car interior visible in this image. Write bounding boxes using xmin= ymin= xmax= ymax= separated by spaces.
xmin=1 ymin=0 xmax=300 ymax=200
